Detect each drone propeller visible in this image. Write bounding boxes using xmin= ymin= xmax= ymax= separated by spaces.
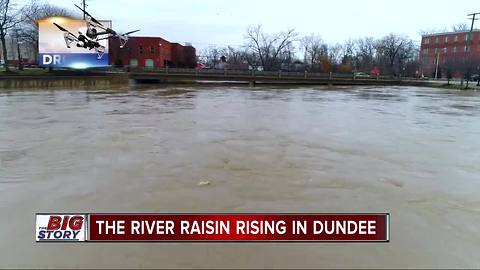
xmin=121 ymin=30 xmax=141 ymax=36
xmin=53 ymin=23 xmax=79 ymax=48
xmin=96 ymin=36 xmax=110 ymax=41
xmin=88 ymin=29 xmax=140 ymax=42
xmin=74 ymin=4 xmax=104 ymax=26
xmin=53 ymin=22 xmax=70 ymax=33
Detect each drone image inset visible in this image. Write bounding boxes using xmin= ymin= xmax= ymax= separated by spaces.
xmin=53 ymin=4 xmax=140 ymax=60
xmin=53 ymin=22 xmax=106 ymax=59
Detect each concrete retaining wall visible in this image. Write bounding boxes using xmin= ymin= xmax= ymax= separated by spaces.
xmin=0 ymin=73 xmax=129 ymax=89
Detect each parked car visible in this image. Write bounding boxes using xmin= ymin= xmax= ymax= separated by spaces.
xmin=354 ymin=72 xmax=370 ymax=78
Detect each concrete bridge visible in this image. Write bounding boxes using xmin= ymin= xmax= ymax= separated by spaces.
xmin=129 ymin=68 xmax=409 ymax=86
xmin=0 ymin=68 xmax=431 ymax=89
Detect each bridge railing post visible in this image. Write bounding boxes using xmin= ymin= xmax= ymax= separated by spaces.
xmin=353 ymin=73 xmax=356 ymax=80
xmin=166 ymin=66 xmax=169 ymax=74
xmin=224 ymin=68 xmax=227 ymax=76
xmin=278 ymin=70 xmax=282 ymax=78
xmin=329 ymin=72 xmax=333 ymax=80
xmin=304 ymin=70 xmax=308 ymax=79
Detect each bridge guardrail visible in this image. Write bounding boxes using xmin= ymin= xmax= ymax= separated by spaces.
xmin=126 ymin=67 xmax=397 ymax=81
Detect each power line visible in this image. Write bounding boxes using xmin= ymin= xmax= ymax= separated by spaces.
xmin=468 ymin=12 xmax=480 ymax=32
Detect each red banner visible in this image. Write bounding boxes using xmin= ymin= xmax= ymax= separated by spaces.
xmin=88 ymin=214 xmax=389 ymax=242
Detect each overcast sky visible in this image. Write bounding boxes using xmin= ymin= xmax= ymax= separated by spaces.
xmin=25 ymin=0 xmax=480 ymax=49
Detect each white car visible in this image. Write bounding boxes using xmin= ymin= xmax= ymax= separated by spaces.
xmin=355 ymin=72 xmax=370 ymax=78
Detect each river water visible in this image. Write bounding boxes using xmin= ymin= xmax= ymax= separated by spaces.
xmin=0 ymin=85 xmax=479 ymax=268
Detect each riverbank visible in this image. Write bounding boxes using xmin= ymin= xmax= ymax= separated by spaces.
xmin=0 ymin=70 xmax=129 ymax=89
xmin=1 ymin=69 xmax=479 ymax=91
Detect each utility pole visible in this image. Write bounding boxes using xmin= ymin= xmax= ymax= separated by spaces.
xmin=468 ymin=12 xmax=480 ymax=32
xmin=81 ymin=0 xmax=88 ymax=19
xmin=466 ymin=12 xmax=480 ymax=88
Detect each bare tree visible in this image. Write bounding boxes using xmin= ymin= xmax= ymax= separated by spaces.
xmin=225 ymin=46 xmax=241 ymax=64
xmin=340 ymin=39 xmax=356 ymax=66
xmin=300 ymin=33 xmax=326 ymax=66
xmin=400 ymin=43 xmax=420 ymax=77
xmin=223 ymin=46 xmax=250 ymax=69
xmin=201 ymin=46 xmax=250 ymax=70
xmin=279 ymin=41 xmax=298 ymax=70
xmin=460 ymin=55 xmax=480 ymax=88
xmin=241 ymin=49 xmax=261 ymax=70
xmin=418 ymin=27 xmax=448 ymax=36
xmin=198 ymin=46 xmax=228 ymax=68
xmin=376 ymin=33 xmax=415 ymax=75
xmin=0 ymin=0 xmax=22 ymax=71
xmin=327 ymin=43 xmax=342 ymax=65
xmin=355 ymin=37 xmax=377 ymax=71
xmin=244 ymin=25 xmax=297 ymax=71
xmin=452 ymin=23 xmax=469 ymax=32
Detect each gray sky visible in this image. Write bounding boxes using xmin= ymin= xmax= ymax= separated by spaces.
xmin=25 ymin=0 xmax=480 ymax=49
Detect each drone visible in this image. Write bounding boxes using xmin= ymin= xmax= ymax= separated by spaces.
xmin=53 ymin=5 xmax=140 ymax=59
xmin=74 ymin=4 xmax=140 ymax=49
xmin=53 ymin=22 xmax=106 ymax=59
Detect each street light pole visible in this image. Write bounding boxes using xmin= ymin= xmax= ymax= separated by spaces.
xmin=466 ymin=12 xmax=480 ymax=88
xmin=17 ymin=41 xmax=24 ymax=71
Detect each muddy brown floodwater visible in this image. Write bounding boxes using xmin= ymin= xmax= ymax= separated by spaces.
xmin=1 ymin=85 xmax=480 ymax=269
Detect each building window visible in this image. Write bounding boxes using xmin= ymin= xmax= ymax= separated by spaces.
xmin=454 ymin=35 xmax=458 ymax=42
xmin=453 ymin=47 xmax=457 ymax=53
xmin=424 ymin=38 xmax=430 ymax=44
xmin=139 ymin=45 xmax=144 ymax=54
xmin=145 ymin=59 xmax=154 ymax=69
xmin=423 ymin=48 xmax=429 ymax=55
xmin=465 ymin=34 xmax=472 ymax=41
xmin=443 ymin=47 xmax=448 ymax=53
xmin=150 ymin=46 xmax=155 ymax=54
xmin=434 ymin=48 xmax=438 ymax=54
xmin=130 ymin=59 xmax=138 ymax=67
xmin=445 ymin=36 xmax=449 ymax=43
xmin=435 ymin=37 xmax=439 ymax=43
xmin=464 ymin=46 xmax=471 ymax=52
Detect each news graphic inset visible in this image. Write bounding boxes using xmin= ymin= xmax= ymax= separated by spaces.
xmin=36 ymin=214 xmax=389 ymax=242
xmin=37 ymin=4 xmax=140 ymax=69
xmin=36 ymin=214 xmax=87 ymax=242
xmin=38 ymin=17 xmax=112 ymax=68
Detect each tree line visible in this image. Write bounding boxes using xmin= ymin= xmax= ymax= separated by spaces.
xmin=0 ymin=0 xmax=72 ymax=71
xmin=2 ymin=0 xmax=476 ymax=78
xmin=199 ymin=25 xmax=420 ymax=76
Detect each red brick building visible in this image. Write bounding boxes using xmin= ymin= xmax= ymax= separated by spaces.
xmin=109 ymin=37 xmax=196 ymax=69
xmin=420 ymin=30 xmax=480 ymax=78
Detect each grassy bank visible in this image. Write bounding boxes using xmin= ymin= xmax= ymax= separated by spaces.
xmin=429 ymin=82 xmax=480 ymax=91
